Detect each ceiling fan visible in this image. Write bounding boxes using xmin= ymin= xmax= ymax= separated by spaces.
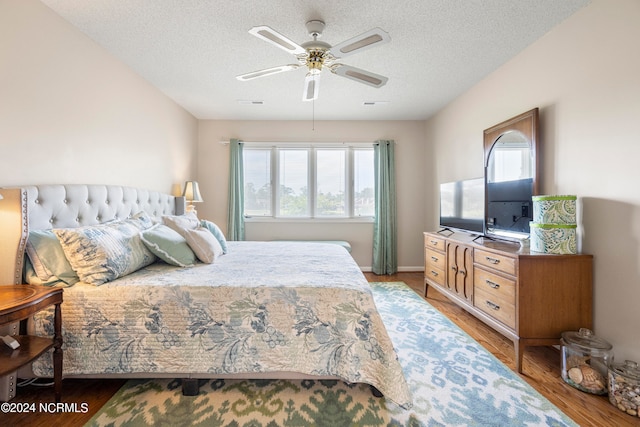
xmin=236 ymin=20 xmax=390 ymax=102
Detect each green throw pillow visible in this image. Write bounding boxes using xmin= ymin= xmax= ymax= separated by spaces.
xmin=140 ymin=224 xmax=197 ymax=267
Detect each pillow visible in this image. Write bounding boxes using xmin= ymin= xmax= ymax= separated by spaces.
xmin=23 ymin=257 xmax=68 ymax=287
xmin=183 ymin=227 xmax=224 ymax=264
xmin=54 ymin=218 xmax=156 ymax=285
xmin=130 ymin=211 xmax=155 ymax=230
xmin=200 ymin=220 xmax=228 ymax=254
xmin=140 ymin=224 xmax=196 ymax=267
xmin=25 ymin=229 xmax=79 ymax=286
xmin=162 ymin=212 xmax=200 ymax=235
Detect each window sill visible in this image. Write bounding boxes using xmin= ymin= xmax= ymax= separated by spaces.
xmin=245 ymin=217 xmax=374 ymax=224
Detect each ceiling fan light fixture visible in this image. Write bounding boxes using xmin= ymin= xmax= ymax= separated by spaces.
xmin=306 ymin=49 xmax=326 ymax=74
xmin=240 ymin=21 xmax=390 ymax=101
xmin=303 ymin=74 xmax=320 ymax=101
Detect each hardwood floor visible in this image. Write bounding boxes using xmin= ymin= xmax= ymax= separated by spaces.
xmin=3 ymin=272 xmax=637 ymax=426
xmin=365 ymin=272 xmax=639 ymax=427
xmin=0 ymin=377 xmax=125 ymax=426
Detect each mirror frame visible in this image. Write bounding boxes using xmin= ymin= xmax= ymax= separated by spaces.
xmin=483 ymin=108 xmax=539 ymax=241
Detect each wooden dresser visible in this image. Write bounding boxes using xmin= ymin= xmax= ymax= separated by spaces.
xmin=424 ymin=231 xmax=593 ymax=373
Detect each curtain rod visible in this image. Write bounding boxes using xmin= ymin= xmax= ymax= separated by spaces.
xmin=218 ymin=140 xmax=386 ymax=146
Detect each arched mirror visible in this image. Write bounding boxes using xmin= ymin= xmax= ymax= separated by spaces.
xmin=484 ymin=108 xmax=539 ymax=241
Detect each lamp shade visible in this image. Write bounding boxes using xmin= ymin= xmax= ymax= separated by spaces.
xmin=182 ymin=181 xmax=203 ymax=203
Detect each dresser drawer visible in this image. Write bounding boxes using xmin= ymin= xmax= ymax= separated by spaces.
xmin=425 ymin=264 xmax=446 ymax=287
xmin=425 ymin=248 xmax=446 ymax=270
xmin=474 ymin=267 xmax=516 ymax=302
xmin=424 ymin=234 xmax=446 ymax=252
xmin=474 ymin=249 xmax=517 ymax=276
xmin=474 ymin=286 xmax=516 ymax=329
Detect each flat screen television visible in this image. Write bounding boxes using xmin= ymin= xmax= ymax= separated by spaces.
xmin=439 ymin=178 xmax=485 ymax=234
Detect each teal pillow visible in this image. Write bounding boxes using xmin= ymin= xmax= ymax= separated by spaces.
xmin=140 ymin=224 xmax=197 ymax=267
xmin=200 ymin=220 xmax=228 ymax=253
xmin=26 ymin=229 xmax=79 ymax=286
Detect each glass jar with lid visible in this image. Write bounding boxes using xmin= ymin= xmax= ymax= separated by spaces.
xmin=560 ymin=328 xmax=612 ymax=395
xmin=608 ymin=360 xmax=640 ymax=417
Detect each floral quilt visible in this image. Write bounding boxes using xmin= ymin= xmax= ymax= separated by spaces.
xmin=30 ymin=241 xmax=412 ymax=409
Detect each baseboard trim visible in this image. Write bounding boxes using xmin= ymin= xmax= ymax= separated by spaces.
xmin=360 ymin=266 xmax=423 ymax=273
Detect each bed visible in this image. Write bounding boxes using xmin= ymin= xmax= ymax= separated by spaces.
xmin=0 ymin=185 xmax=412 ymax=409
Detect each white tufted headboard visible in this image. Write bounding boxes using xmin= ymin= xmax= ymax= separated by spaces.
xmin=0 ymin=184 xmax=185 ymax=284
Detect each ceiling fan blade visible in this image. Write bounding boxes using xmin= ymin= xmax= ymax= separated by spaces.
xmin=332 ymin=64 xmax=388 ymax=88
xmin=329 ymin=27 xmax=390 ymax=58
xmin=302 ymin=73 xmax=320 ymax=102
xmin=236 ymin=64 xmax=300 ymax=81
xmin=248 ymin=25 xmax=307 ymax=55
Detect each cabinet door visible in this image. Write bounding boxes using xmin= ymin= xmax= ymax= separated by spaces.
xmin=446 ymin=242 xmax=473 ymax=303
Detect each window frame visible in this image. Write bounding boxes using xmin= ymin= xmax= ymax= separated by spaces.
xmin=243 ymin=142 xmax=375 ymax=223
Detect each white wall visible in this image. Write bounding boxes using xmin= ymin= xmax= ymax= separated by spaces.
xmin=197 ymin=120 xmax=426 ymax=269
xmin=0 ymin=0 xmax=197 ymax=194
xmin=425 ymin=0 xmax=640 ymax=361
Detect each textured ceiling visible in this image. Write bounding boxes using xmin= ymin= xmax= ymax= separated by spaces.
xmin=40 ymin=0 xmax=590 ymax=121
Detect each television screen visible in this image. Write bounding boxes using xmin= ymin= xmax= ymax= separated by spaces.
xmin=439 ymin=178 xmax=485 ymax=234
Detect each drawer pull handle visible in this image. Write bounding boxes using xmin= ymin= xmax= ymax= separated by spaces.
xmin=458 ymin=269 xmax=466 ymax=277
xmin=430 ymin=240 xmax=439 ymax=246
xmin=485 ymin=256 xmax=501 ymax=265
xmin=431 ymin=256 xmax=438 ymax=262
xmin=486 ymin=300 xmax=500 ymax=311
xmin=486 ymin=280 xmax=500 ymax=289
xmin=451 ymin=266 xmax=458 ymax=272
xmin=430 ymin=270 xmax=439 ymax=277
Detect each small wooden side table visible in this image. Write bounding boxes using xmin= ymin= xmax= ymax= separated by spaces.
xmin=0 ymin=285 xmax=63 ymax=402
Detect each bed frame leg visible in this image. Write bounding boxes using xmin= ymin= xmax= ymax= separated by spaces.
xmin=182 ymin=378 xmax=200 ymax=396
xmin=370 ymin=385 xmax=383 ymax=398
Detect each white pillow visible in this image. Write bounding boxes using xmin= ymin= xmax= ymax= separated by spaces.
xmin=162 ymin=212 xmax=200 ymax=235
xmin=183 ymin=227 xmax=224 ymax=263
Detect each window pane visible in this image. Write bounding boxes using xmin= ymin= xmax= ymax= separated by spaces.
xmin=244 ymin=149 xmax=271 ymax=216
xmin=279 ymin=150 xmax=308 ymax=216
xmin=354 ymin=150 xmax=375 ymax=216
xmin=316 ymin=150 xmax=346 ymax=216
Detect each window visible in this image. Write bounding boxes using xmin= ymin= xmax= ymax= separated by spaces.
xmin=279 ymin=149 xmax=308 ymax=216
xmin=353 ymin=149 xmax=375 ymax=217
xmin=243 ymin=144 xmax=374 ymax=220
xmin=315 ymin=149 xmax=345 ymax=217
xmin=244 ymin=149 xmax=272 ymax=216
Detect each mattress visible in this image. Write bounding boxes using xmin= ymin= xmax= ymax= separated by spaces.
xmin=30 ymin=241 xmax=412 ymax=408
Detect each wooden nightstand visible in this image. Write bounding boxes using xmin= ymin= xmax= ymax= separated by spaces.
xmin=0 ymin=285 xmax=63 ymax=402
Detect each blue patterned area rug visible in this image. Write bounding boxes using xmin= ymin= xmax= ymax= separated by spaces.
xmin=85 ymin=282 xmax=576 ymax=426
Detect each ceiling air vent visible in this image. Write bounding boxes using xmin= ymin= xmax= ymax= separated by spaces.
xmin=237 ymin=100 xmax=264 ymax=105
